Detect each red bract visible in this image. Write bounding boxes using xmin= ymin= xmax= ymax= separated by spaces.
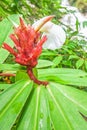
xmin=3 ymin=18 xmax=48 ymax=86
xmin=3 ymin=18 xmax=47 ymax=67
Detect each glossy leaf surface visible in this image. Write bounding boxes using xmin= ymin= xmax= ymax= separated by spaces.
xmin=0 ymin=80 xmax=33 ymax=130
xmin=0 ymin=80 xmax=87 ymax=130
xmin=38 ymin=68 xmax=87 ymax=87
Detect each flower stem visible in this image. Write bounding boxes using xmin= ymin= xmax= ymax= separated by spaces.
xmin=0 ymin=73 xmax=16 ymax=77
xmin=27 ymin=67 xmax=48 ymax=86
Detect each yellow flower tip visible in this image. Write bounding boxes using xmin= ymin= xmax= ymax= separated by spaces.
xmin=35 ymin=15 xmax=55 ymax=32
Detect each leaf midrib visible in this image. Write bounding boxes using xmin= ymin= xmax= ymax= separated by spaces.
xmin=54 ymin=83 xmax=87 ymax=112
xmin=47 ymin=86 xmax=73 ymax=130
xmin=0 ymin=81 xmax=31 ymax=118
xmin=33 ymin=87 xmax=41 ymax=130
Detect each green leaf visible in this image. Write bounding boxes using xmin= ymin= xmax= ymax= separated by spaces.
xmin=76 ymin=59 xmax=84 ymax=69
xmin=0 ymin=80 xmax=33 ymax=130
xmin=38 ymin=68 xmax=87 ymax=87
xmin=15 ymin=71 xmax=29 ymax=81
xmin=52 ymin=56 xmax=62 ymax=67
xmin=0 ymin=63 xmax=22 ymax=71
xmin=17 ymin=86 xmax=51 ymax=130
xmin=0 ymin=84 xmax=11 ymax=93
xmin=76 ymin=18 xmax=80 ymax=31
xmin=69 ymin=55 xmax=79 ymax=60
xmin=38 ymin=68 xmax=87 ymax=78
xmin=57 ymin=75 xmax=87 ymax=87
xmin=0 ymin=14 xmax=20 ymax=63
xmin=36 ymin=59 xmax=53 ymax=68
xmin=70 ymin=31 xmax=78 ymax=37
xmin=41 ymin=50 xmax=57 ymax=56
xmin=46 ymin=82 xmax=87 ymax=130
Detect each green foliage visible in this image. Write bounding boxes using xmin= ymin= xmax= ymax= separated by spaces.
xmin=0 ymin=80 xmax=33 ymax=130
xmin=76 ymin=59 xmax=84 ymax=69
xmin=0 ymin=7 xmax=87 ymax=130
xmin=40 ymin=35 xmax=87 ymax=71
xmin=1 ymin=70 xmax=87 ymax=129
xmin=52 ymin=56 xmax=63 ymax=68
xmin=0 ymin=14 xmax=20 ymax=63
xmin=0 ymin=0 xmax=63 ymax=23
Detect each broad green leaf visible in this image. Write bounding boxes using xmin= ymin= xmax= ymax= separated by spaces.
xmin=15 ymin=71 xmax=29 ymax=81
xmin=17 ymin=86 xmax=51 ymax=130
xmin=38 ymin=68 xmax=87 ymax=78
xmin=59 ymin=75 xmax=87 ymax=87
xmin=0 ymin=14 xmax=20 ymax=63
xmin=0 ymin=63 xmax=22 ymax=71
xmin=46 ymin=82 xmax=87 ymax=130
xmin=0 ymin=80 xmax=33 ymax=130
xmin=38 ymin=68 xmax=87 ymax=87
xmin=0 ymin=14 xmax=19 ymax=45
xmin=36 ymin=59 xmax=53 ymax=68
xmin=39 ymin=74 xmax=87 ymax=87
xmin=0 ymin=84 xmax=11 ymax=93
xmin=76 ymin=59 xmax=84 ymax=69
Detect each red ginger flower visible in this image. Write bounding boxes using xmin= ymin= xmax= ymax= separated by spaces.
xmin=3 ymin=17 xmax=51 ymax=86
xmin=3 ymin=18 xmax=47 ymax=67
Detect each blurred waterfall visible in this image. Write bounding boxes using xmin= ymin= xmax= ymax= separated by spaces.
xmin=61 ymin=0 xmax=87 ymax=39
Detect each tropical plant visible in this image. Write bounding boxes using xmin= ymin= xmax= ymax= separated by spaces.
xmin=0 ymin=15 xmax=87 ymax=130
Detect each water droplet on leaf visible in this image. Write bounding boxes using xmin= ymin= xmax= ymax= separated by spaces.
xmin=40 ymin=113 xmax=44 ymax=119
xmin=49 ymin=101 xmax=54 ymax=111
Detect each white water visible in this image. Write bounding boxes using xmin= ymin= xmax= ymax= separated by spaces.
xmin=61 ymin=0 xmax=87 ymax=39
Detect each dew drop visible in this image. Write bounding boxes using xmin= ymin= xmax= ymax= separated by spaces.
xmin=40 ymin=113 xmax=44 ymax=119
xmin=49 ymin=101 xmax=54 ymax=111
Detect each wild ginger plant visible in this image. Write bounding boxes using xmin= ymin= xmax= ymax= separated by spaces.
xmin=0 ymin=15 xmax=87 ymax=130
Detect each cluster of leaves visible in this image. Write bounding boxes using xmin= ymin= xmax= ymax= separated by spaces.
xmin=0 ymin=0 xmax=63 ymax=23
xmin=40 ymin=37 xmax=87 ymax=71
xmin=0 ymin=0 xmax=18 ymax=20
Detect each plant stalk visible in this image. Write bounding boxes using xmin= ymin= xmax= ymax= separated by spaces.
xmin=27 ymin=66 xmax=48 ymax=86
